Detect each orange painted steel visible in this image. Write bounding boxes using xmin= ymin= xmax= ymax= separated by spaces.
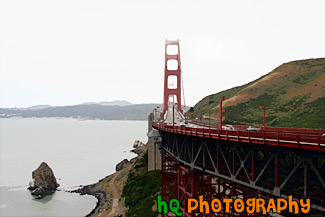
xmin=163 ymin=39 xmax=183 ymax=113
xmin=152 ymin=122 xmax=325 ymax=152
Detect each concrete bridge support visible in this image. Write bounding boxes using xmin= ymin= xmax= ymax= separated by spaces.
xmin=148 ymin=113 xmax=162 ymax=171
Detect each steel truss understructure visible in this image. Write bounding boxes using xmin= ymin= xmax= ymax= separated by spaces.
xmin=162 ymin=151 xmax=265 ymax=216
xmin=160 ymin=133 xmax=325 ymax=215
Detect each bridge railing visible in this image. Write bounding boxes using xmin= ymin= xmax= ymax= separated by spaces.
xmin=187 ymin=120 xmax=325 ymax=135
xmin=263 ymin=126 xmax=325 ymax=134
xmin=152 ymin=122 xmax=325 ymax=151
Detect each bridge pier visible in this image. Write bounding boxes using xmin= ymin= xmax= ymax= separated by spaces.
xmin=147 ymin=113 xmax=162 ymax=171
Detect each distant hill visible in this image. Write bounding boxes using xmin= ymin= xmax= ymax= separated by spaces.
xmin=0 ymin=103 xmax=161 ymax=120
xmin=27 ymin=105 xmax=52 ymax=110
xmin=187 ymin=58 xmax=325 ymax=128
xmin=81 ymin=100 xmax=132 ymax=106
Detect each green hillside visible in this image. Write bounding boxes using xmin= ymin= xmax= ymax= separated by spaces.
xmin=122 ymin=152 xmax=161 ymax=217
xmin=187 ymin=58 xmax=325 ymax=129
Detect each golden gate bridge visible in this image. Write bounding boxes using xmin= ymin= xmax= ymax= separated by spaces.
xmin=150 ymin=39 xmax=325 ymax=216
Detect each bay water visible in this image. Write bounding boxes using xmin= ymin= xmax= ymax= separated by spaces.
xmin=0 ymin=118 xmax=148 ymax=216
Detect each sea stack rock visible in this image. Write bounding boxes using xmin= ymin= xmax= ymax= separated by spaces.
xmin=28 ymin=162 xmax=59 ymax=198
xmin=131 ymin=140 xmax=147 ymax=156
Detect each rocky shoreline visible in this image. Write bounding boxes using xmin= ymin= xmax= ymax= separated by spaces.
xmin=70 ymin=140 xmax=147 ymax=217
xmin=71 ymin=175 xmax=112 ymax=217
xmin=27 ymin=161 xmax=112 ymax=216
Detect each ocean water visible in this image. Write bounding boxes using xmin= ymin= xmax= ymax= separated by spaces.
xmin=0 ymin=118 xmax=148 ymax=216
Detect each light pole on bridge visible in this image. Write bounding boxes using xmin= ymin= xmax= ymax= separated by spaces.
xmin=153 ymin=108 xmax=157 ymax=122
xmin=153 ymin=106 xmax=161 ymax=122
xmin=220 ymin=96 xmax=229 ymax=128
xmin=156 ymin=106 xmax=160 ymax=122
xmin=259 ymin=105 xmax=265 ymax=129
xmin=173 ymin=104 xmax=175 ymax=127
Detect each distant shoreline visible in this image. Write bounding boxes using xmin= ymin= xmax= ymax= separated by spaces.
xmin=0 ymin=117 xmax=148 ymax=121
xmin=0 ymin=103 xmax=163 ymax=121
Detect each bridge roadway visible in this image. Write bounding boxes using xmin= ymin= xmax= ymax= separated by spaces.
xmin=154 ymin=109 xmax=325 ymax=152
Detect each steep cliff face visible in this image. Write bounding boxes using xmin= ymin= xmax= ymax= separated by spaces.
xmin=116 ymin=159 xmax=130 ymax=172
xmin=188 ymin=58 xmax=325 ymax=128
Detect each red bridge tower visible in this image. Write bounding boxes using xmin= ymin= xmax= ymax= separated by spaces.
xmin=163 ymin=39 xmax=183 ymax=114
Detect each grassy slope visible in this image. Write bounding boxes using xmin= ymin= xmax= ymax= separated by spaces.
xmin=187 ymin=58 xmax=325 ymax=129
xmin=122 ymin=152 xmax=161 ymax=217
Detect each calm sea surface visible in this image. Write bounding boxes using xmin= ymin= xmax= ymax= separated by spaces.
xmin=0 ymin=118 xmax=148 ymax=216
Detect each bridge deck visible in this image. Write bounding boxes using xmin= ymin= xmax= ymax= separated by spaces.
xmin=152 ymin=122 xmax=325 ymax=152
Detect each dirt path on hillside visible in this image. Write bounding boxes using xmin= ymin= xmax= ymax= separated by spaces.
xmin=105 ymin=171 xmax=127 ymax=217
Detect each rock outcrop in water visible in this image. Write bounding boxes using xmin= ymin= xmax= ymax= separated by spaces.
xmin=131 ymin=140 xmax=147 ymax=156
xmin=28 ymin=162 xmax=59 ymax=199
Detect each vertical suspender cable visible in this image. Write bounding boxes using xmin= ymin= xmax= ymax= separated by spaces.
xmin=182 ymin=74 xmax=186 ymax=112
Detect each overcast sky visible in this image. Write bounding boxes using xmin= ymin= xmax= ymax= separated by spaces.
xmin=0 ymin=0 xmax=324 ymax=108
